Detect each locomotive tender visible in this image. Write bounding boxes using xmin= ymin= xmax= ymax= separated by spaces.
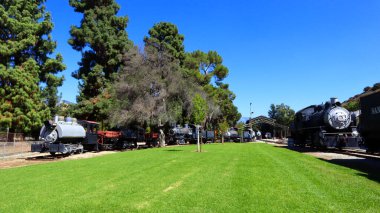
xmin=291 ymin=98 xmax=360 ymax=148
xmin=359 ymin=91 xmax=380 ymax=152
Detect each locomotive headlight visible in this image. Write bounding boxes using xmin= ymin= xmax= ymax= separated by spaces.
xmin=352 ymin=130 xmax=359 ymax=137
xmin=325 ymin=107 xmax=351 ymax=130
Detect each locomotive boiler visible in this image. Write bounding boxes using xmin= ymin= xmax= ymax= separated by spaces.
xmin=291 ymin=98 xmax=360 ymax=148
xmin=31 ymin=116 xmax=86 ymax=155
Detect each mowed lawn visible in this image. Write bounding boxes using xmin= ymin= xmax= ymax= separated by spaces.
xmin=1 ymin=143 xmax=379 ymax=212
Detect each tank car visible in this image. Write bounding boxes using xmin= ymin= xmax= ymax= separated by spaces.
xmin=292 ymin=98 xmax=360 ymax=148
xmin=31 ymin=116 xmax=85 ymax=155
xmin=224 ymin=127 xmax=241 ymax=142
xmin=359 ymin=91 xmax=380 ymax=153
xmin=243 ymin=128 xmax=255 ymax=142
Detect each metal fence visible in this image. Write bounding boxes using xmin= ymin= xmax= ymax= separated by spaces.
xmin=0 ymin=132 xmax=25 ymax=142
xmin=0 ymin=141 xmax=41 ymax=161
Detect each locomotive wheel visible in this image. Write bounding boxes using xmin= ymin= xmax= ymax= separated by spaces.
xmin=50 ymin=152 xmax=56 ymax=156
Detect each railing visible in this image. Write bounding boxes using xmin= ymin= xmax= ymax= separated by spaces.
xmin=0 ymin=132 xmax=43 ymax=160
xmin=0 ymin=132 xmax=25 ymax=142
xmin=0 ymin=141 xmax=38 ymax=160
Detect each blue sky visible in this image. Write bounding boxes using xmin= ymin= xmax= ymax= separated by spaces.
xmin=45 ymin=0 xmax=380 ymax=118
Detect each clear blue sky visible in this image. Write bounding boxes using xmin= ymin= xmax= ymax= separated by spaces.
xmin=46 ymin=0 xmax=380 ymax=118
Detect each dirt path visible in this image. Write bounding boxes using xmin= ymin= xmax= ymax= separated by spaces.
xmin=0 ymin=151 xmax=118 ymax=169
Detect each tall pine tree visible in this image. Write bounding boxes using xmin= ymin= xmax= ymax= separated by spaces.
xmin=144 ymin=22 xmax=185 ymax=64
xmin=0 ymin=0 xmax=65 ymax=134
xmin=68 ymin=0 xmax=132 ymax=121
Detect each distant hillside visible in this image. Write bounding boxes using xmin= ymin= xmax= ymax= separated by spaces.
xmin=342 ymin=82 xmax=380 ymax=111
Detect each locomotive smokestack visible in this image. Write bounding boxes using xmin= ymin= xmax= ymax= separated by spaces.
xmin=330 ymin=97 xmax=338 ymax=105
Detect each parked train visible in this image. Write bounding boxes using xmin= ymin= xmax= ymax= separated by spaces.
xmin=222 ymin=127 xmax=240 ymax=142
xmin=32 ymin=116 xmax=159 ymax=155
xmin=359 ymin=91 xmax=380 ymax=153
xmin=291 ymin=98 xmax=360 ymax=148
xmin=31 ymin=116 xmax=221 ymax=155
xmin=167 ymin=124 xmax=216 ymax=145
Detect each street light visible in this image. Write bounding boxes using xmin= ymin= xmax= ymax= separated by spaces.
xmin=249 ymin=102 xmax=254 ymax=125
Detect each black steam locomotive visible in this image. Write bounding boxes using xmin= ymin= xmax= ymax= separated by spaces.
xmin=167 ymin=124 xmax=215 ymax=145
xmin=291 ymin=98 xmax=360 ymax=148
xmin=359 ymin=91 xmax=380 ymax=153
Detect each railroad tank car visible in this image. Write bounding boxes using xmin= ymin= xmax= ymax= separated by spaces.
xmin=243 ymin=128 xmax=255 ymax=142
xmin=291 ymin=98 xmax=360 ymax=148
xmin=224 ymin=127 xmax=241 ymax=142
xmin=359 ymin=91 xmax=380 ymax=153
xmin=31 ymin=116 xmax=86 ymax=155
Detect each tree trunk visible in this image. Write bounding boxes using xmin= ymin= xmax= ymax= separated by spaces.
xmin=159 ymin=129 xmax=165 ymax=147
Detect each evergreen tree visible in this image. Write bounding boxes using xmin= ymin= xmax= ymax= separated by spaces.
xmin=183 ymin=50 xmax=229 ymax=86
xmin=183 ymin=49 xmax=240 ymax=127
xmin=268 ymin=103 xmax=295 ymax=126
xmin=68 ymin=0 xmax=132 ymax=121
xmin=0 ymin=0 xmax=65 ymax=134
xmin=144 ymin=22 xmax=185 ymax=64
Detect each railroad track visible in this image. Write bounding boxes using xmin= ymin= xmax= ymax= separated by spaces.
xmin=26 ymin=154 xmax=69 ymax=161
xmin=333 ymin=148 xmax=380 ymax=160
xmin=263 ymin=139 xmax=380 ymax=160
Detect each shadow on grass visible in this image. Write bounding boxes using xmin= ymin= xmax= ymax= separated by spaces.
xmin=321 ymin=158 xmax=380 ymax=183
xmin=274 ymin=145 xmax=380 ymax=183
xmin=163 ymin=149 xmax=184 ymax=152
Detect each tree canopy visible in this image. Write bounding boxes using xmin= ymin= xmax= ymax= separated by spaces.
xmin=268 ymin=103 xmax=295 ymax=126
xmin=109 ymin=47 xmax=201 ymax=127
xmin=68 ymin=0 xmax=132 ymax=121
xmin=0 ymin=0 xmax=64 ymax=134
xmin=144 ymin=22 xmax=185 ymax=64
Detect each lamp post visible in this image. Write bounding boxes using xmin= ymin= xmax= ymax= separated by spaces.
xmin=249 ymin=103 xmax=253 ymax=128
xmin=250 ymin=102 xmax=252 ymax=120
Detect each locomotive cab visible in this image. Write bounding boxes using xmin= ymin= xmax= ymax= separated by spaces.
xmin=79 ymin=121 xmax=100 ymax=151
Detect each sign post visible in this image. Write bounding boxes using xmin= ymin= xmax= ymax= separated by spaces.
xmin=197 ymin=125 xmax=201 ymax=152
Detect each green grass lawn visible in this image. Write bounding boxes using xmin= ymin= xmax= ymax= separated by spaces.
xmin=1 ymin=143 xmax=379 ymax=212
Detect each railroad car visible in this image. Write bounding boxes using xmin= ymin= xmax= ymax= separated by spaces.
xmin=359 ymin=91 xmax=380 ymax=152
xmin=224 ymin=127 xmax=241 ymax=142
xmin=291 ymin=98 xmax=360 ymax=148
xmin=243 ymin=129 xmax=255 ymax=142
xmin=32 ymin=116 xmax=85 ymax=155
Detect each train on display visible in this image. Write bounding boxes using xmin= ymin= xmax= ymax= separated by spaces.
xmin=32 ymin=116 xmax=160 ymax=155
xmin=32 ymin=116 xmax=86 ymax=155
xmin=31 ymin=115 xmax=230 ymax=155
xmin=291 ymin=98 xmax=360 ymax=148
xmin=167 ymin=124 xmax=216 ymax=145
xmin=359 ymin=91 xmax=380 ymax=153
